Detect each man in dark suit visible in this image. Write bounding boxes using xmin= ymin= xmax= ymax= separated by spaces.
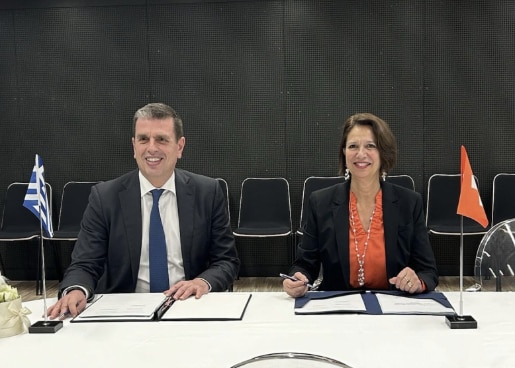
xmin=48 ymin=103 xmax=239 ymax=319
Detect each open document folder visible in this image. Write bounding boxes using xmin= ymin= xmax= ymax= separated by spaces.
xmin=71 ymin=292 xmax=252 ymax=322
xmin=294 ymin=290 xmax=456 ymax=316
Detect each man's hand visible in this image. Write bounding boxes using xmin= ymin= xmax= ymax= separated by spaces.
xmin=46 ymin=289 xmax=87 ymax=320
xmin=166 ymin=278 xmax=209 ymax=300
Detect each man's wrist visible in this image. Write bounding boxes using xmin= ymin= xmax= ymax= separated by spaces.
xmin=62 ymin=285 xmax=90 ymax=299
xmin=198 ymin=278 xmax=212 ymax=292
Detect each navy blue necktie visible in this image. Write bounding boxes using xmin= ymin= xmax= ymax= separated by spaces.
xmin=149 ymin=189 xmax=169 ymax=292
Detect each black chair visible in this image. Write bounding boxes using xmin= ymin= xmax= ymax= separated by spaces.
xmin=0 ymin=182 xmax=53 ymax=242
xmin=43 ymin=181 xmax=97 ymax=241
xmin=42 ymin=181 xmax=98 ymax=280
xmin=233 ymin=177 xmax=293 ymax=276
xmin=297 ymin=176 xmax=345 ymax=236
xmin=385 ymin=174 xmax=415 ymax=191
xmin=0 ymin=182 xmax=53 ymax=290
xmin=233 ymin=178 xmax=292 ymax=238
xmin=215 ymin=178 xmax=230 ymax=222
xmin=491 ymin=173 xmax=515 ymax=226
xmin=425 ymin=174 xmax=488 ymax=235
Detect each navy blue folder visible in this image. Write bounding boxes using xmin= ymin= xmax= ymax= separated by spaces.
xmin=294 ymin=290 xmax=456 ymax=316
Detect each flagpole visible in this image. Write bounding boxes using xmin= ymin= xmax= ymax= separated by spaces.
xmin=459 ymin=216 xmax=464 ymax=317
xmin=34 ymin=155 xmax=49 ymax=322
xmin=38 ymin=218 xmax=49 ymax=322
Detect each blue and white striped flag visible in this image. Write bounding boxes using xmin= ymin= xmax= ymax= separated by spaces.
xmin=23 ymin=154 xmax=53 ymax=237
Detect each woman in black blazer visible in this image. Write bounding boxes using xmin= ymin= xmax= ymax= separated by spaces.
xmin=284 ymin=113 xmax=438 ymax=298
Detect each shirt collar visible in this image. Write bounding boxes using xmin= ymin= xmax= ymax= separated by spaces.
xmin=138 ymin=171 xmax=176 ymax=198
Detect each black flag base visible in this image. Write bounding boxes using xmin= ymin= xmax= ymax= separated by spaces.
xmin=445 ymin=314 xmax=477 ymax=329
xmin=29 ymin=320 xmax=63 ymax=334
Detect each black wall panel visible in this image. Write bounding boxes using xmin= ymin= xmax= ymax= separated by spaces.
xmin=423 ymin=1 xmax=515 ymax=274
xmin=1 ymin=0 xmax=514 ymax=280
xmin=284 ymin=0 xmax=426 ymax=247
xmin=146 ymin=2 xmax=287 ymax=275
xmin=147 ymin=1 xmax=286 ymax=183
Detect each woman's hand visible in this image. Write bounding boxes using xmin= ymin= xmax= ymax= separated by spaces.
xmin=283 ymin=272 xmax=310 ymax=298
xmin=389 ymin=267 xmax=423 ymax=293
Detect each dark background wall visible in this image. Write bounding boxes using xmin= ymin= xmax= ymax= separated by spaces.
xmin=1 ymin=0 xmax=514 ymax=280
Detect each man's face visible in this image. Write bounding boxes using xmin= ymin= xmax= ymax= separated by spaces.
xmin=132 ymin=117 xmax=185 ymax=188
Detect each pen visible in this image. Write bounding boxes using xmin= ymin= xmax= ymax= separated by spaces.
xmin=156 ymin=296 xmax=175 ymax=319
xmin=58 ymin=311 xmax=71 ymax=320
xmin=279 ymin=273 xmax=313 ymax=288
xmin=164 ymin=295 xmax=175 ymax=307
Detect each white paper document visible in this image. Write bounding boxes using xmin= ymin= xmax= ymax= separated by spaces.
xmin=73 ymin=293 xmax=168 ymax=322
xmin=71 ymin=292 xmax=253 ymax=322
xmin=376 ymin=293 xmax=455 ymax=315
xmin=160 ymin=292 xmax=252 ymax=321
xmin=294 ymin=293 xmax=367 ymax=314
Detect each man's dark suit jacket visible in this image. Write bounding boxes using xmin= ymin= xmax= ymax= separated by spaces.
xmin=290 ymin=180 xmax=438 ymax=291
xmin=60 ymin=168 xmax=240 ymax=298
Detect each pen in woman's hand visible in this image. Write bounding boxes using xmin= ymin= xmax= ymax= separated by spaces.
xmin=279 ymin=273 xmax=313 ymax=289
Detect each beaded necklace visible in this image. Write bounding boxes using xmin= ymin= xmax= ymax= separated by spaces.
xmin=349 ymin=197 xmax=376 ymax=287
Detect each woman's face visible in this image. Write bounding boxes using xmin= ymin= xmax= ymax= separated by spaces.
xmin=344 ymin=125 xmax=381 ymax=181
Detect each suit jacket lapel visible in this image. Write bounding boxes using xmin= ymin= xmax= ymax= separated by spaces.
xmin=119 ymin=170 xmax=143 ymax=286
xmin=332 ymin=182 xmax=351 ymax=287
xmin=175 ymin=169 xmax=194 ymax=278
xmin=382 ymin=182 xmax=400 ymax=279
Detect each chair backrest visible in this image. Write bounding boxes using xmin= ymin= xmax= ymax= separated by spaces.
xmin=426 ymin=174 xmax=488 ymax=235
xmin=474 ymin=218 xmax=515 ymax=291
xmin=491 ymin=173 xmax=515 ymax=226
xmin=215 ymin=178 xmax=230 ymax=221
xmin=231 ymin=352 xmax=352 ymax=368
xmin=385 ymin=174 xmax=415 ymax=191
xmin=56 ymin=181 xmax=98 ymax=232
xmin=0 ymin=182 xmax=52 ymax=233
xmin=235 ymin=178 xmax=292 ymax=236
xmin=298 ymin=176 xmax=345 ymax=234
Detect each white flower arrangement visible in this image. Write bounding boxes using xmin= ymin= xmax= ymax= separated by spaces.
xmin=0 ymin=283 xmax=20 ymax=303
xmin=0 ymin=273 xmax=20 ymax=302
xmin=0 ymin=273 xmax=31 ymax=338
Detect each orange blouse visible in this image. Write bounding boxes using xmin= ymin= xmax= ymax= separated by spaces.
xmin=349 ymin=190 xmax=389 ymax=289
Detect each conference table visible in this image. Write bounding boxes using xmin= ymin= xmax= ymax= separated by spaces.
xmin=4 ymin=292 xmax=515 ymax=367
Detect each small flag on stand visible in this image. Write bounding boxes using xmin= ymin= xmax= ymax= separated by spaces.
xmin=456 ymin=145 xmax=489 ymax=228
xmin=23 ymin=155 xmax=63 ymax=334
xmin=446 ymin=145 xmax=485 ymax=330
xmin=23 ymin=154 xmax=53 ymax=237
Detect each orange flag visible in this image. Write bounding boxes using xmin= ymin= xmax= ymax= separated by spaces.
xmin=456 ymin=145 xmax=489 ymax=228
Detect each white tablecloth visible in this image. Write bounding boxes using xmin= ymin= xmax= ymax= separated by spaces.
xmin=3 ymin=292 xmax=514 ymax=368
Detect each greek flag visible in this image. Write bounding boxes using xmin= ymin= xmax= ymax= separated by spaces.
xmin=23 ymin=154 xmax=54 ymax=237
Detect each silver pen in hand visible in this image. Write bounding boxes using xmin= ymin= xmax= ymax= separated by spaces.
xmin=279 ymin=273 xmax=313 ymax=288
xmin=58 ymin=310 xmax=71 ymax=320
